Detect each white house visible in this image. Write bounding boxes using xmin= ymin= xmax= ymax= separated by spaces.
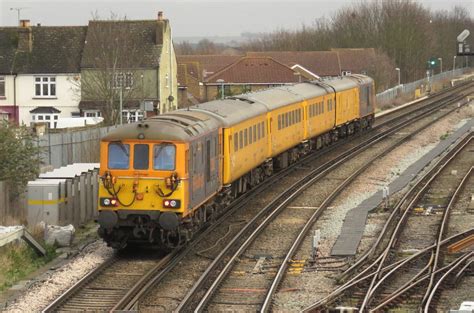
xmin=0 ymin=21 xmax=86 ymax=127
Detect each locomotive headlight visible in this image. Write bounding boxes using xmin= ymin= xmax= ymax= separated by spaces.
xmin=163 ymin=199 xmax=181 ymax=208
xmin=100 ymin=197 xmax=118 ymax=207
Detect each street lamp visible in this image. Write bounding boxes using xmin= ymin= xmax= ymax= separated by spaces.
xmin=395 ymin=68 xmax=401 ymax=86
xmin=438 ymin=58 xmax=443 ymax=73
xmin=216 ymin=79 xmax=225 ymax=100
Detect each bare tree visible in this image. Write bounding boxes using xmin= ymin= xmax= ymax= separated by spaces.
xmin=241 ymin=1 xmax=474 ymax=84
xmin=79 ymin=14 xmax=148 ymax=125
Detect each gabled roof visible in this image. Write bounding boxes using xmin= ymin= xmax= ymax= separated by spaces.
xmin=0 ymin=26 xmax=87 ymax=74
xmin=246 ymin=51 xmax=341 ymax=77
xmin=205 ymin=56 xmax=300 ymax=84
xmin=81 ymin=20 xmax=165 ymax=69
xmin=177 ymin=55 xmax=242 ymax=79
xmin=332 ymin=48 xmax=376 ymax=73
xmin=30 ymin=106 xmax=61 ymax=114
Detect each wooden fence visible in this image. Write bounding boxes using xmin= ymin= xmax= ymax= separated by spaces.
xmin=0 ymin=181 xmax=27 ymax=226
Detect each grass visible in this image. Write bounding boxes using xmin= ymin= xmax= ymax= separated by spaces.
xmin=0 ymin=240 xmax=57 ymax=292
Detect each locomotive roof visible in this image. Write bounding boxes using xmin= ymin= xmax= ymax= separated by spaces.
xmin=244 ymin=86 xmax=305 ymax=110
xmin=322 ymin=76 xmax=360 ymax=91
xmin=188 ymin=98 xmax=268 ymax=126
xmin=101 ymin=110 xmax=221 ymax=142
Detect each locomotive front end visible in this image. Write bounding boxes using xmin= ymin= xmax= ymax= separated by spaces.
xmin=97 ymin=134 xmax=189 ymax=249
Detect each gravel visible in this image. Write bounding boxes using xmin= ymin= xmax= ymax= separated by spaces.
xmin=3 ymin=241 xmax=113 ymax=313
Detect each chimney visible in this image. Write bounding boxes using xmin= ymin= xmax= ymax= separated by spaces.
xmin=18 ymin=19 xmax=32 ymax=52
xmin=19 ymin=19 xmax=30 ymax=27
xmin=156 ymin=11 xmax=165 ymax=45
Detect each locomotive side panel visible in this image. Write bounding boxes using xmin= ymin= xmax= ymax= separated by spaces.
xmin=224 ymin=115 xmax=268 ymax=184
xmin=306 ymin=94 xmax=336 ymax=139
xmin=269 ymin=101 xmax=305 ymax=156
xmin=335 ymin=87 xmax=360 ymax=126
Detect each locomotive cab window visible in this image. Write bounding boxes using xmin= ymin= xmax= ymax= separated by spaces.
xmin=153 ymin=144 xmax=176 ymax=170
xmin=133 ymin=144 xmax=149 ymax=169
xmin=108 ymin=142 xmax=130 ymax=169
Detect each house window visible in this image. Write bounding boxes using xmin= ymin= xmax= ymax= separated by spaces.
xmin=84 ymin=110 xmax=101 ymax=118
xmin=35 ymin=76 xmax=56 ymax=97
xmin=122 ymin=110 xmax=144 ymax=123
xmin=31 ymin=113 xmax=60 ymax=128
xmin=0 ymin=76 xmax=5 ymax=97
xmin=114 ymin=72 xmax=134 ymax=89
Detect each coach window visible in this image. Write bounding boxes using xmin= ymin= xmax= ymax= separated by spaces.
xmin=234 ymin=133 xmax=239 ymax=151
xmin=153 ymin=144 xmax=176 ymax=170
xmin=257 ymin=124 xmax=261 ymax=140
xmin=239 ymin=131 xmax=243 ymax=149
xmin=133 ymin=144 xmax=149 ymax=169
xmin=108 ymin=142 xmax=130 ymax=169
xmin=253 ymin=125 xmax=257 ymax=142
xmin=278 ymin=115 xmax=281 ymax=130
xmin=244 ymin=129 xmax=248 ymax=146
xmin=249 ymin=127 xmax=253 ymax=144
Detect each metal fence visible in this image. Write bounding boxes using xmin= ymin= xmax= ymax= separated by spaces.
xmin=38 ymin=126 xmax=116 ymax=169
xmin=376 ymin=68 xmax=471 ymax=105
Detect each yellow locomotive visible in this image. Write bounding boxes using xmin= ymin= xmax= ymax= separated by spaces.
xmin=97 ymin=75 xmax=375 ymax=248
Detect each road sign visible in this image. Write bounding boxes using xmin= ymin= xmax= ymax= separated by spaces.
xmin=457 ymin=29 xmax=470 ymax=42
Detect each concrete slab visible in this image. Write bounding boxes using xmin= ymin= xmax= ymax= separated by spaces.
xmin=331 ymin=119 xmax=474 ymax=256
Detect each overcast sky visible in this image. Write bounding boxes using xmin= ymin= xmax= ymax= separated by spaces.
xmin=1 ymin=0 xmax=473 ymax=37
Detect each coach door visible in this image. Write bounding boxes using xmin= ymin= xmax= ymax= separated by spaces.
xmin=204 ymin=132 xmax=219 ymax=196
xmin=190 ymin=140 xmax=205 ymax=208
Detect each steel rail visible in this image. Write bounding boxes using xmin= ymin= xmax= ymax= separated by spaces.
xmin=41 ymin=256 xmax=120 ymax=312
xmin=420 ymin=166 xmax=473 ymax=308
xmin=177 ymin=89 xmax=470 ymax=312
xmin=303 ymin=133 xmax=473 ymax=311
xmin=261 ymin=100 xmax=474 ymax=312
xmin=424 ymin=252 xmax=473 ymax=312
xmin=302 ymin=229 xmax=474 ymax=312
xmin=359 ymin=135 xmax=473 ymax=311
xmin=42 ymin=81 xmax=473 ymax=312
xmin=370 ymin=252 xmax=473 ymax=312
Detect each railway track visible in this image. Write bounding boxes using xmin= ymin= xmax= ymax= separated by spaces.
xmin=172 ymin=86 xmax=473 ymax=312
xmin=42 ymin=250 xmax=172 ymax=312
xmin=42 ymin=81 xmax=473 ymax=312
xmin=304 ymin=133 xmax=474 ymax=312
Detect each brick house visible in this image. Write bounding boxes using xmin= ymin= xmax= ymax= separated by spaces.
xmin=203 ymin=56 xmax=303 ymax=101
xmin=177 ymin=48 xmax=378 ymax=103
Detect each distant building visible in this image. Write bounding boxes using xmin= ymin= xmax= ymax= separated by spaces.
xmin=177 ymin=48 xmax=377 ymax=103
xmin=0 ymin=12 xmax=178 ymax=127
xmin=0 ymin=21 xmax=86 ymax=126
xmin=204 ymin=56 xmax=302 ymax=101
xmin=79 ymin=12 xmax=178 ymax=122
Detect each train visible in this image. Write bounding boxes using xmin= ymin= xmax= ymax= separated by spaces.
xmin=97 ymin=75 xmax=376 ymax=249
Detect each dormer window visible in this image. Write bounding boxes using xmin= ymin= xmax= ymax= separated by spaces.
xmin=35 ymin=76 xmax=56 ymax=97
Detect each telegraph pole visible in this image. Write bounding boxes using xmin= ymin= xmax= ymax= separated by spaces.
xmin=10 ymin=7 xmax=28 ymax=26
